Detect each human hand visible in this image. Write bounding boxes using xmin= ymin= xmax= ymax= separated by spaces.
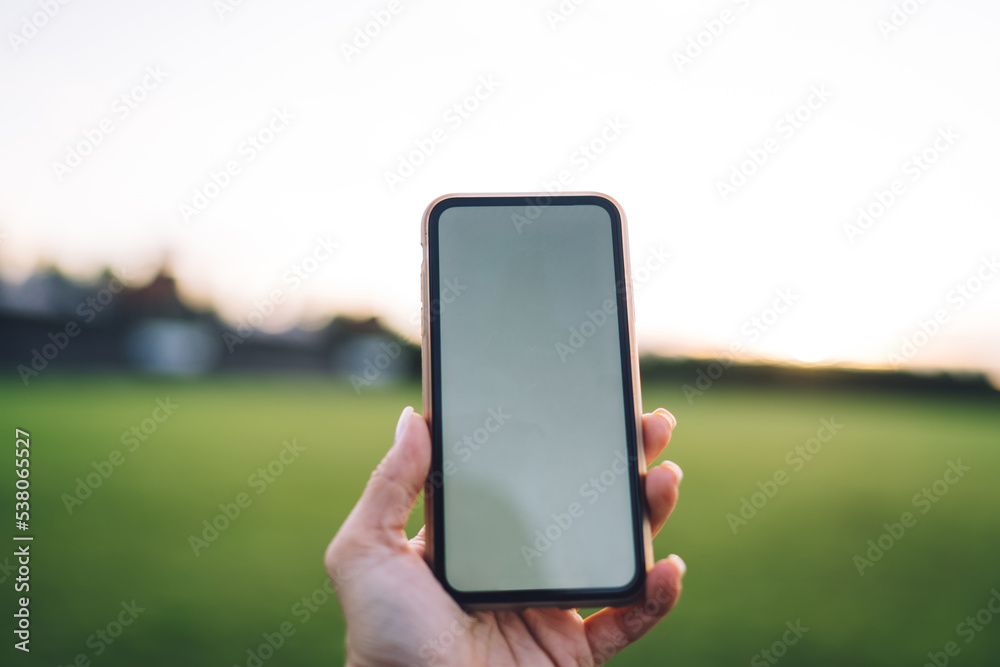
xmin=325 ymin=406 xmax=685 ymax=666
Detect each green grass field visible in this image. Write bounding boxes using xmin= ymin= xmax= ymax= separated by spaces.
xmin=3 ymin=376 xmax=999 ymax=666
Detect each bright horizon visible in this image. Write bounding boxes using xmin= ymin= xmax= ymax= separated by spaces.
xmin=1 ymin=0 xmax=998 ymax=380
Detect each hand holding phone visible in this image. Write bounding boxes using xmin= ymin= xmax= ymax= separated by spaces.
xmin=325 ymin=405 xmax=685 ymax=666
xmin=323 ymin=192 xmax=685 ymax=665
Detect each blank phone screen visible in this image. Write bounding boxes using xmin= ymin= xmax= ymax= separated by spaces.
xmin=433 ymin=200 xmax=639 ymax=594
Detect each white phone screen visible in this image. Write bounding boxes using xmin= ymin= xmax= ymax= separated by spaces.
xmin=435 ymin=202 xmax=638 ymax=593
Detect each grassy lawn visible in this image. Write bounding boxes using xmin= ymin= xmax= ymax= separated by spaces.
xmin=3 ymin=376 xmax=998 ymax=666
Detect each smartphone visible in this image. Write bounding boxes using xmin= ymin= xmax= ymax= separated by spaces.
xmin=420 ymin=192 xmax=651 ymax=609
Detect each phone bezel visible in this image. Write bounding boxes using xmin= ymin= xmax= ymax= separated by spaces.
xmin=420 ymin=192 xmax=651 ymax=609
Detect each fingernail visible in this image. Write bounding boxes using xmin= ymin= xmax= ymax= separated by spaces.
xmin=654 ymin=407 xmax=677 ymax=430
xmin=661 ymin=460 xmax=683 ymax=485
xmin=394 ymin=406 xmax=414 ymax=445
xmin=668 ymin=553 xmax=686 ymax=577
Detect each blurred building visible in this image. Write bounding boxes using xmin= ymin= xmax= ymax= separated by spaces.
xmin=0 ymin=268 xmax=417 ymax=381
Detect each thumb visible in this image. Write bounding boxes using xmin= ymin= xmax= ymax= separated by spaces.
xmin=351 ymin=406 xmax=431 ymax=538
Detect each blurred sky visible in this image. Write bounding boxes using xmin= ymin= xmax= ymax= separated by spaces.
xmin=1 ymin=0 xmax=998 ymax=377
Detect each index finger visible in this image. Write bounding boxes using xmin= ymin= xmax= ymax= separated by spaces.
xmin=641 ymin=408 xmax=677 ymax=464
